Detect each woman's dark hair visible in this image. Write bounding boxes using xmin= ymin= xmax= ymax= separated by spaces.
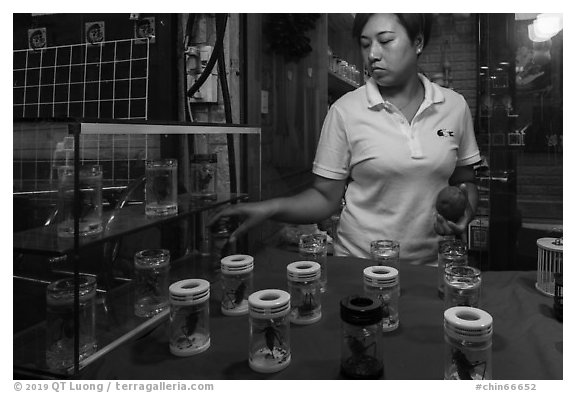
xmin=352 ymin=13 xmax=433 ymax=50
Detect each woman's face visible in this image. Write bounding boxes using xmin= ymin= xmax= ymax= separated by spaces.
xmin=360 ymin=14 xmax=421 ymax=88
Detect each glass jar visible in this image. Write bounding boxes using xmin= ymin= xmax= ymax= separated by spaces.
xmin=145 ymin=158 xmax=178 ymax=217
xmin=444 ymin=306 xmax=493 ymax=380
xmin=363 ymin=266 xmax=400 ymax=332
xmin=444 ymin=265 xmax=481 ymax=309
xmin=369 ymin=240 xmax=400 ymax=268
xmin=437 ymin=238 xmax=468 ymax=298
xmin=45 ymin=275 xmax=97 ymax=372
xmin=287 ymin=261 xmax=322 ymax=325
xmin=190 ymin=153 xmax=217 ymax=200
xmin=340 ymin=295 xmax=384 ymax=379
xmin=221 ymin=254 xmax=254 ymax=316
xmin=298 ymin=233 xmax=328 ymax=293
xmin=134 ymin=249 xmax=171 ymax=318
xmin=56 ymin=164 xmax=103 ymax=238
xmin=248 ymin=289 xmax=291 ymax=373
xmin=169 ymin=279 xmax=211 ymax=356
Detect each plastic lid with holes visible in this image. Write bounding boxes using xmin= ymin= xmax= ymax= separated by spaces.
xmin=221 ymin=254 xmax=254 ymax=274
xmin=249 ymin=289 xmax=290 ymax=319
xmin=287 ymin=261 xmax=321 ymax=282
xmin=444 ymin=306 xmax=493 ymax=342
xmin=170 ymin=279 xmax=210 ymax=305
xmin=363 ymin=266 xmax=399 ymax=288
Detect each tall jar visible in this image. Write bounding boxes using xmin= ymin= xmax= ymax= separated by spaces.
xmin=437 ymin=238 xmax=468 ymax=298
xmin=45 ymin=275 xmax=98 ymax=372
xmin=145 ymin=158 xmax=178 ymax=217
xmin=363 ymin=266 xmax=400 ymax=332
xmin=133 ymin=249 xmax=171 ymax=318
xmin=444 ymin=306 xmax=493 ymax=380
xmin=248 ymin=289 xmax=291 ymax=373
xmin=340 ymin=295 xmax=384 ymax=379
xmin=444 ymin=265 xmax=482 ymax=309
xmin=169 ymin=279 xmax=211 ymax=356
xmin=221 ymin=254 xmax=254 ymax=316
xmin=287 ymin=261 xmax=322 ymax=325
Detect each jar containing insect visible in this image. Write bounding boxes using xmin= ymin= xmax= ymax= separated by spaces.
xmin=444 ymin=306 xmax=493 ymax=380
xmin=45 ymin=275 xmax=97 ymax=372
xmin=169 ymin=279 xmax=211 ymax=356
xmin=363 ymin=266 xmax=399 ymax=332
xmin=287 ymin=261 xmax=322 ymax=325
xmin=444 ymin=265 xmax=481 ymax=310
xmin=340 ymin=294 xmax=384 ymax=379
xmin=248 ymin=289 xmax=291 ymax=373
xmin=221 ymin=254 xmax=254 ymax=316
xmin=134 ymin=249 xmax=171 ymax=318
xmin=191 ymin=153 xmax=217 ymax=200
xmin=145 ymin=159 xmax=178 ymax=217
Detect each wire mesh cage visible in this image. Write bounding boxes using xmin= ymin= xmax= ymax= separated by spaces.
xmin=536 ymin=237 xmax=563 ymax=296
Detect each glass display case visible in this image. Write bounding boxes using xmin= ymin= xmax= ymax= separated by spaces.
xmin=13 ymin=119 xmax=261 ymax=378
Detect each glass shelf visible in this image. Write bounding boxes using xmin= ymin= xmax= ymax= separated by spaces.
xmin=14 ymin=193 xmax=248 ymax=256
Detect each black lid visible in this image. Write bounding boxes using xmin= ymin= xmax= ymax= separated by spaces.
xmin=191 ymin=153 xmax=217 ymax=163
xmin=340 ymin=294 xmax=383 ymax=326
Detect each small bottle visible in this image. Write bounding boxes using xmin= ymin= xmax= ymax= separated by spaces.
xmin=287 ymin=261 xmax=322 ymax=325
xmin=248 ymin=289 xmax=291 ymax=373
xmin=340 ymin=294 xmax=384 ymax=379
xmin=444 ymin=306 xmax=493 ymax=380
xmin=444 ymin=265 xmax=481 ymax=309
xmin=169 ymin=279 xmax=211 ymax=356
xmin=221 ymin=254 xmax=254 ymax=316
xmin=363 ymin=266 xmax=400 ymax=332
xmin=554 ymin=273 xmax=563 ymax=322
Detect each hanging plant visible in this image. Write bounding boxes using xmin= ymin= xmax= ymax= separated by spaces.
xmin=264 ymin=14 xmax=321 ymax=63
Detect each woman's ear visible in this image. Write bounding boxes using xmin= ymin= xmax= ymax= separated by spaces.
xmin=415 ymin=35 xmax=424 ymax=54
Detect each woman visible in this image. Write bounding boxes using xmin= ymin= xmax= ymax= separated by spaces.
xmin=211 ymin=13 xmax=480 ymax=265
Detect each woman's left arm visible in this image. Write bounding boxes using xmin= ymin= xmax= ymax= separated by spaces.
xmin=434 ymin=164 xmax=478 ymax=236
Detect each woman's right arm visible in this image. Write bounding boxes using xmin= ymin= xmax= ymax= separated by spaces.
xmin=209 ymin=175 xmax=346 ymax=242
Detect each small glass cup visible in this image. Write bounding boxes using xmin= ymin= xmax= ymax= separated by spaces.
xmin=437 ymin=239 xmax=468 ymax=298
xmin=56 ymin=165 xmax=103 ymax=238
xmin=45 ymin=275 xmax=97 ymax=372
xmin=444 ymin=265 xmax=481 ymax=309
xmin=134 ymin=249 xmax=171 ymax=317
xmin=298 ymin=233 xmax=328 ymax=293
xmin=145 ymin=159 xmax=178 ymax=217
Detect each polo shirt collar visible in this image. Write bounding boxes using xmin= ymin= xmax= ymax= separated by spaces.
xmin=365 ymin=73 xmax=445 ymax=110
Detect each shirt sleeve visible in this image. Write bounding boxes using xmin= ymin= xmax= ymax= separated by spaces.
xmin=456 ymin=96 xmax=481 ymax=167
xmin=312 ymin=105 xmax=351 ymax=180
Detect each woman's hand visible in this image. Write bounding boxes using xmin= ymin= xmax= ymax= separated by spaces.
xmin=208 ymin=200 xmax=277 ymax=244
xmin=434 ymin=183 xmax=475 ymax=236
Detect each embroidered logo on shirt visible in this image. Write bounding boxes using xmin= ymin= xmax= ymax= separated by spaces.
xmin=437 ymin=128 xmax=455 ymax=137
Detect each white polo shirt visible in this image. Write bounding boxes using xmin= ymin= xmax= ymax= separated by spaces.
xmin=313 ymin=74 xmax=480 ymax=265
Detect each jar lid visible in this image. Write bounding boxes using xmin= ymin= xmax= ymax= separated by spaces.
xmin=340 ymin=294 xmax=383 ymax=326
xmin=46 ymin=275 xmax=97 ymax=305
xmin=444 ymin=306 xmax=493 ymax=342
xmin=134 ymin=249 xmax=170 ymax=268
xmin=170 ymin=279 xmax=210 ymax=305
xmin=221 ymin=254 xmax=254 ymax=274
xmin=363 ymin=266 xmax=398 ymax=288
xmin=191 ymin=153 xmax=217 ymax=163
xmin=249 ymin=289 xmax=290 ymax=319
xmin=287 ymin=261 xmax=321 ymax=282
